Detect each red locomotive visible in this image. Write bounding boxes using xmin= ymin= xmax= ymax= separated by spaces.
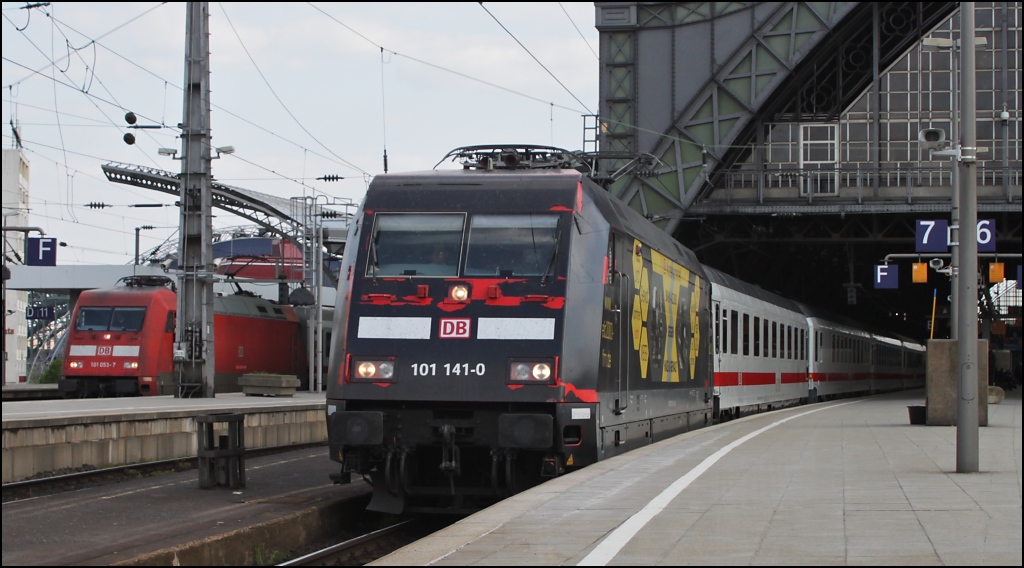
xmin=60 ymin=275 xmax=307 ymax=397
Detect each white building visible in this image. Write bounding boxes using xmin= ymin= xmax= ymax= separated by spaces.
xmin=3 ymin=148 xmax=30 ymax=383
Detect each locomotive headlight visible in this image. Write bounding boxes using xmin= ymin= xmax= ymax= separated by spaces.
xmin=124 ymin=361 xmax=139 ymax=369
xmin=512 ymin=363 xmax=531 ymax=381
xmin=531 ymin=363 xmax=551 ymax=381
xmin=69 ymin=361 xmax=83 ymax=369
xmin=357 ymin=361 xmax=377 ymax=378
xmin=353 ymin=358 xmax=397 ymax=381
xmin=103 ymin=333 xmax=112 ymax=340
xmin=508 ymin=359 xmax=556 ymax=384
xmin=449 ymin=284 xmax=469 ymax=302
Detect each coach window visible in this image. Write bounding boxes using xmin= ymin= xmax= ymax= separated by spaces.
xmin=721 ymin=310 xmax=728 ymax=354
xmin=753 ymin=316 xmax=761 ymax=357
xmin=367 ymin=213 xmax=464 ymax=277
xmin=763 ymin=319 xmax=770 ymax=358
xmin=742 ymin=313 xmax=750 ymax=356
xmin=730 ymin=311 xmax=739 ymax=355
xmin=772 ymin=322 xmax=778 ymax=358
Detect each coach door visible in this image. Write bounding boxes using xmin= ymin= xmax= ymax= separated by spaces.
xmin=611 ymin=234 xmax=632 ymax=415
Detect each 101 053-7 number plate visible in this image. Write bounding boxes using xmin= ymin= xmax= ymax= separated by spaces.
xmin=410 ymin=363 xmax=486 ymax=377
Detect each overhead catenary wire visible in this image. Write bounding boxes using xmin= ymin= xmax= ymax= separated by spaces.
xmin=5 ymin=10 xmax=372 ymax=178
xmin=2 ymin=4 xmax=715 ymax=266
xmin=559 ymin=2 xmax=599 ymax=61
xmin=216 ymin=3 xmax=370 ymax=178
xmin=5 ymin=2 xmax=167 ymax=88
xmin=305 ymin=2 xmax=589 ymax=115
xmin=47 ymin=6 xmax=76 ymax=222
xmin=478 ymin=2 xmax=594 ymax=115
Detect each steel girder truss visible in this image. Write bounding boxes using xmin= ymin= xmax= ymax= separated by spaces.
xmin=597 ymin=2 xmax=960 ymax=234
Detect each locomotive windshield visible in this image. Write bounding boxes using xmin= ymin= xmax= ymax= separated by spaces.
xmin=368 ymin=213 xmax=465 ymax=277
xmin=465 ymin=214 xmax=559 ymax=277
xmin=365 ymin=212 xmax=562 ymax=278
xmin=75 ymin=307 xmax=147 ymax=332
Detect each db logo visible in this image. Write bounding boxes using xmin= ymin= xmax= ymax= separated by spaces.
xmin=439 ymin=318 xmax=471 ymax=339
xmin=98 ymin=346 xmax=113 ymax=356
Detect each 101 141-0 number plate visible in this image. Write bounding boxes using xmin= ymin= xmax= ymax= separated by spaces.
xmin=410 ymin=363 xmax=486 ymax=377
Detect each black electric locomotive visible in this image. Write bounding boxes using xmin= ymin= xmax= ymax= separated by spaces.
xmin=326 ymin=145 xmax=714 ymax=514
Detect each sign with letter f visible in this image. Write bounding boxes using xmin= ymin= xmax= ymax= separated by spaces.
xmin=874 ymin=265 xmax=898 ymax=289
xmin=27 ymin=237 xmax=57 ymax=266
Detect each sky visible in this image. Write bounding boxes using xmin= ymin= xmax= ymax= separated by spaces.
xmin=2 ymin=2 xmax=600 ymax=267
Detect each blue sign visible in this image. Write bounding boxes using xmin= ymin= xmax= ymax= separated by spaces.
xmin=26 ymin=237 xmax=57 ymax=266
xmin=1018 ymin=265 xmax=1022 ymax=290
xmin=916 ymin=219 xmax=997 ymax=253
xmin=915 ymin=220 xmax=949 ymax=253
xmin=26 ymin=305 xmax=54 ymax=320
xmin=977 ymin=219 xmax=996 ymax=253
xmin=874 ymin=265 xmax=899 ymax=289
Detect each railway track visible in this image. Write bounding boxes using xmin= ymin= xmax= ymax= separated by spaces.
xmin=280 ymin=516 xmax=458 ymax=566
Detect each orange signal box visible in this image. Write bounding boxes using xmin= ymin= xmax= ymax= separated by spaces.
xmin=989 ymin=262 xmax=1005 ymax=283
xmin=912 ymin=262 xmax=928 ymax=283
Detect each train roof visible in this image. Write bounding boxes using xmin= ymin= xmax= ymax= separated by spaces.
xmin=370 ymin=166 xmax=584 ymax=187
xmin=703 ymin=266 xmax=802 ymax=313
xmin=797 ymin=302 xmax=923 ymax=347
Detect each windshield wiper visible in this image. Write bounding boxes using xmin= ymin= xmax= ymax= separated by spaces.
xmin=541 ymin=222 xmax=563 ymax=286
xmin=369 ymin=231 xmax=380 ymax=279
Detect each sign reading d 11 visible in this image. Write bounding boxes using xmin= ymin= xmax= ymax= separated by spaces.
xmin=915 ymin=219 xmax=996 ymax=253
xmin=26 ymin=305 xmax=55 ymax=320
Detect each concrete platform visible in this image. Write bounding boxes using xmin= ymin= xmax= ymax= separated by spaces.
xmin=373 ymin=389 xmax=1022 ymax=566
xmin=1 ymin=384 xmax=61 ymax=401
xmin=2 ymin=392 xmax=328 ymax=483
